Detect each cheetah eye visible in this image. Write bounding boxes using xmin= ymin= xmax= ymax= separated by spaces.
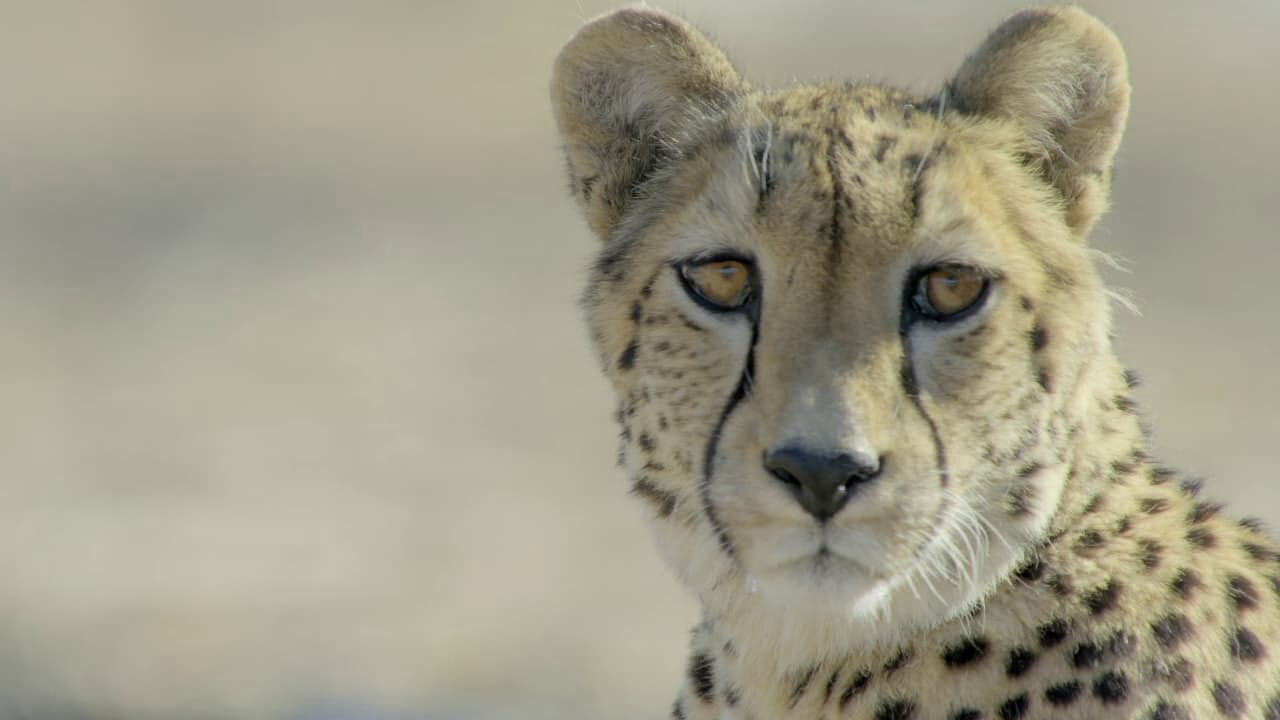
xmin=678 ymin=257 xmax=756 ymax=312
xmin=910 ymin=265 xmax=990 ymax=321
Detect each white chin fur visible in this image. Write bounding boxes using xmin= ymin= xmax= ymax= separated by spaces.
xmin=718 ymin=497 xmax=1050 ymax=665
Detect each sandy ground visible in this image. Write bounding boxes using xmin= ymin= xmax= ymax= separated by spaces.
xmin=1 ymin=2 xmax=1277 ymax=718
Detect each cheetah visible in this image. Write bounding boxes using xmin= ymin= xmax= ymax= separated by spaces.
xmin=550 ymin=6 xmax=1280 ymax=719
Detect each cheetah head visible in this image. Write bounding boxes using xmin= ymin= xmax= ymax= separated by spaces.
xmin=552 ymin=7 xmax=1130 ymax=655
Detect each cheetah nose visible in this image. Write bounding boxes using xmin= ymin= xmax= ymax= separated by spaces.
xmin=763 ymin=446 xmax=881 ymax=521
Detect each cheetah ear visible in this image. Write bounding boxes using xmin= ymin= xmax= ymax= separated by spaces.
xmin=948 ymin=6 xmax=1130 ymax=237
xmin=551 ymin=8 xmax=746 ymax=241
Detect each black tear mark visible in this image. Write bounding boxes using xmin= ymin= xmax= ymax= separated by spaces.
xmin=899 ymin=335 xmax=949 ymax=488
xmin=700 ymin=321 xmax=760 ymax=559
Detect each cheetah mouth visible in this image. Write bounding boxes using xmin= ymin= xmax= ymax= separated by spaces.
xmin=768 ymin=536 xmax=885 ymax=580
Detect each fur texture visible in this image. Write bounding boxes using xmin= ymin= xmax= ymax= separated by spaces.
xmin=551 ymin=6 xmax=1280 ymax=719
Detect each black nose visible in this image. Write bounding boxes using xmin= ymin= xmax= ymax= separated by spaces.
xmin=764 ymin=447 xmax=881 ymax=521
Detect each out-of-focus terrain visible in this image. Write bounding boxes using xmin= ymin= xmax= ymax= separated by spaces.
xmin=1 ymin=2 xmax=1276 ymax=718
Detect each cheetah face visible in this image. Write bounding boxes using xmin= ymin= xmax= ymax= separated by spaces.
xmin=553 ymin=8 xmax=1128 ymax=639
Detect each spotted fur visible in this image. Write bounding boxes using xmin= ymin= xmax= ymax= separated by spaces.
xmin=551 ymin=6 xmax=1280 ymax=719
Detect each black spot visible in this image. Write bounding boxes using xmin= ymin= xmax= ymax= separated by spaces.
xmin=1038 ymin=618 xmax=1070 ymax=648
xmin=1139 ymin=539 xmax=1164 ymax=570
xmin=1141 ymin=497 xmax=1169 ymax=514
xmin=1149 ymin=700 xmax=1190 ymax=720
xmin=1075 ymin=531 xmax=1105 ymax=555
xmin=1244 ymin=542 xmax=1277 ymax=562
xmin=1187 ymin=526 xmax=1216 ymax=548
xmin=1228 ymin=574 xmax=1259 ymax=611
xmin=1212 ymin=681 xmax=1247 ymax=718
xmin=873 ymin=134 xmax=897 ymax=162
xmin=1030 ymin=323 xmax=1048 ymax=351
xmin=1110 ymin=457 xmax=1139 ymax=477
xmin=884 ymin=647 xmax=913 ymax=674
xmin=1114 ymin=395 xmax=1138 ymax=413
xmin=1093 ymin=670 xmax=1128 ymax=704
xmin=1150 ymin=466 xmax=1176 ymax=485
xmin=618 ymin=340 xmax=639 ymax=370
xmin=1107 ymin=630 xmax=1137 ymax=658
xmin=949 ymin=710 xmax=981 ymax=720
xmin=1189 ymin=500 xmax=1222 ymax=523
xmin=1124 ymin=369 xmax=1142 ymax=388
xmin=1005 ymin=647 xmax=1036 ymax=678
xmin=630 ymin=477 xmax=677 ymax=518
xmin=1115 ymin=515 xmax=1132 ymax=534
xmin=1229 ymin=627 xmax=1266 ymax=663
xmin=822 ymin=668 xmax=841 ymax=701
xmin=1239 ymin=516 xmax=1267 ymax=533
xmin=1014 ymin=556 xmax=1045 ymax=582
xmin=1151 ymin=613 xmax=1191 ymax=650
xmin=689 ymin=653 xmax=715 ymax=701
xmin=875 ymin=699 xmax=916 ymax=720
xmin=1157 ymin=656 xmax=1195 ymax=691
xmin=839 ymin=670 xmax=872 ymax=709
xmin=942 ymin=637 xmax=989 ymax=668
xmin=630 ymin=302 xmax=642 ymax=323
xmin=1020 ymin=296 xmax=1034 ymax=311
xmin=1179 ymin=477 xmax=1203 ymax=497
xmin=1171 ymin=568 xmax=1201 ymax=599
xmin=1007 ymin=482 xmax=1036 ymax=517
xmin=723 ymin=685 xmax=740 ymax=706
xmin=998 ymin=693 xmax=1030 ymax=720
xmin=671 ymin=699 xmax=685 ymax=720
xmin=1083 ymin=493 xmax=1104 ymax=514
xmin=675 ymin=312 xmax=705 ymax=333
xmin=1047 ymin=573 xmax=1073 ymax=597
xmin=1071 ymin=641 xmax=1105 ymax=669
xmin=1044 ymin=681 xmax=1082 ymax=706
xmin=1037 ymin=369 xmax=1052 ymax=392
xmin=788 ymin=665 xmax=817 ymax=707
xmin=1264 ymin=692 xmax=1280 ymax=720
xmin=638 ymin=432 xmax=655 ymax=452
xmin=1085 ymin=580 xmax=1122 ymax=615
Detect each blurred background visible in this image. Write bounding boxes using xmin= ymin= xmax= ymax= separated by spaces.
xmin=1 ymin=1 xmax=1277 ymax=718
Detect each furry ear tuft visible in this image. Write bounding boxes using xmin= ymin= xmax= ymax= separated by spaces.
xmin=551 ymin=8 xmax=745 ymax=240
xmin=949 ymin=6 xmax=1130 ymax=236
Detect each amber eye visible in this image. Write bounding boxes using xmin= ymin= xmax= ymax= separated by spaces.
xmin=912 ymin=266 xmax=988 ymax=320
xmin=679 ymin=258 xmax=754 ymax=311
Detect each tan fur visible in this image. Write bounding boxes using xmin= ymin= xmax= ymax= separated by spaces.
xmin=552 ymin=7 xmax=1280 ymax=719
